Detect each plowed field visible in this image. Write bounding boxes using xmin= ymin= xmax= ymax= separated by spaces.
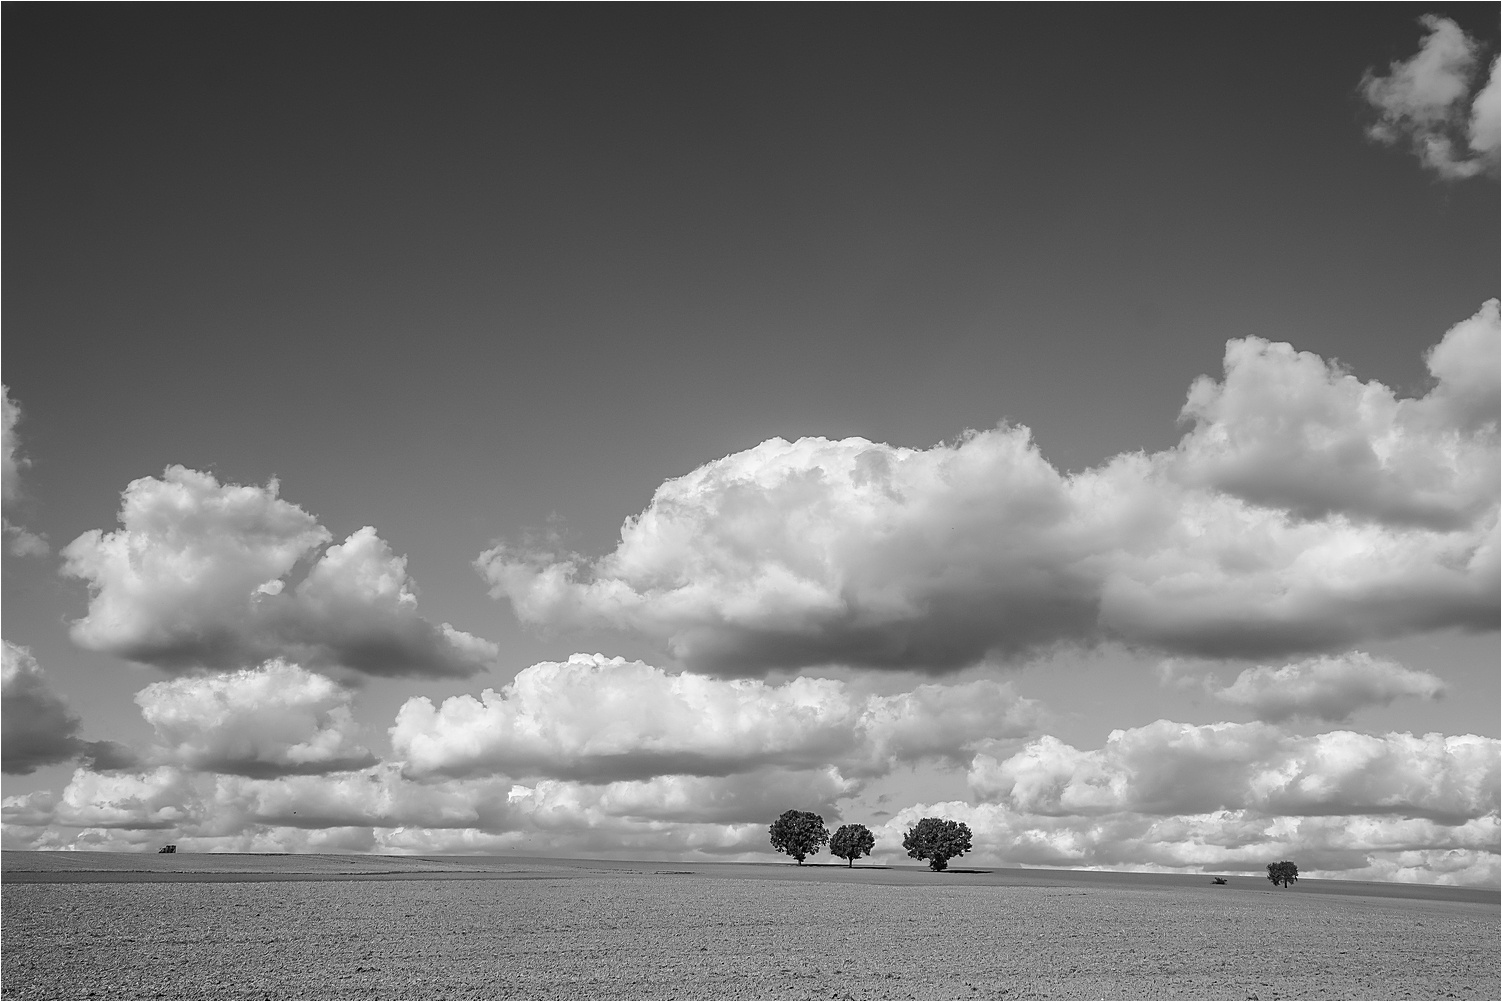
xmin=3 ymin=854 xmax=1496 ymax=1000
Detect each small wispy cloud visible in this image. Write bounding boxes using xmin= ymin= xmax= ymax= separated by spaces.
xmin=1361 ymin=15 xmax=1500 ymax=180
xmin=1208 ymin=653 xmax=1445 ymax=723
xmin=1 ymin=385 xmax=49 ymax=558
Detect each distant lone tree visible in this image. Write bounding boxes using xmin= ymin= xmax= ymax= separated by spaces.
xmin=769 ymin=809 xmax=830 ymax=864
xmin=829 ymin=824 xmax=876 ymax=867
xmin=1267 ymin=861 xmax=1299 ymax=888
xmin=903 ymin=817 xmax=972 ymax=872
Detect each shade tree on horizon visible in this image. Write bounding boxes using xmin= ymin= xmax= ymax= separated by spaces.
xmin=829 ymin=823 xmax=876 ymax=867
xmin=903 ymin=817 xmax=974 ymax=872
xmin=768 ymin=809 xmax=829 ymax=865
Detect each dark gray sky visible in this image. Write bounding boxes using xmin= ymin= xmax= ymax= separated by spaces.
xmin=3 ymin=8 xmax=1498 ymax=877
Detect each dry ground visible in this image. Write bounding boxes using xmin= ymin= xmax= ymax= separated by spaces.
xmin=2 ymin=853 xmax=1496 ymax=1000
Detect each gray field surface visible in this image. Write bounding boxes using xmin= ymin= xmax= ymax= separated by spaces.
xmin=3 ymin=853 xmax=1497 ymax=1000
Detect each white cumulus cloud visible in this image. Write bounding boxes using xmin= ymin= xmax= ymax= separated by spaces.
xmin=1362 ymin=16 xmax=1500 ymax=180
xmin=50 ymin=766 xmax=196 ymax=830
xmin=62 ymin=466 xmax=497 ymax=678
xmin=391 ymin=653 xmax=1040 ymax=781
xmin=135 ymin=660 xmax=376 ymax=777
xmin=480 ymin=304 xmax=1498 ymax=674
xmin=1174 ymin=301 xmax=1499 ymax=529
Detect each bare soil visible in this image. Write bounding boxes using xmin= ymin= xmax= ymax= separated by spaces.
xmin=3 ymin=853 xmax=1496 ymax=1000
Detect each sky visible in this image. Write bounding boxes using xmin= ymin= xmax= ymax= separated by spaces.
xmin=2 ymin=9 xmax=1499 ymax=885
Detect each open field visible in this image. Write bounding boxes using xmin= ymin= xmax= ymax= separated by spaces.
xmin=3 ymin=853 xmax=1497 ymax=1000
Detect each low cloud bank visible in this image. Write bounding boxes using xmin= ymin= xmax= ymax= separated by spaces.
xmin=949 ymin=721 xmax=1499 ymax=885
xmin=4 ymin=656 xmax=1495 ymax=885
xmin=62 ymin=467 xmax=497 ymax=679
xmin=875 ymin=801 xmax=1498 ymax=887
xmin=969 ymin=721 xmax=1497 ymax=824
xmin=481 ymin=303 xmax=1499 ymax=675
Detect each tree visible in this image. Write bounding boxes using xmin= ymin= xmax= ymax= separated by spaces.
xmin=829 ymin=824 xmax=876 ymax=867
xmin=769 ymin=809 xmax=829 ymax=864
xmin=903 ymin=817 xmax=972 ymax=871
xmin=1267 ymin=861 xmax=1299 ymax=888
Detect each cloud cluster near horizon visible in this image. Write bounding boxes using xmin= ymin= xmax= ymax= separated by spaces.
xmin=481 ymin=302 xmax=1499 ymax=676
xmin=1362 ymin=15 xmax=1500 ymax=180
xmin=3 ymin=649 xmax=1493 ymax=884
xmin=61 ymin=467 xmax=497 ymax=679
xmin=4 ymin=653 xmax=1029 ymax=857
xmin=914 ymin=721 xmax=1500 ymax=886
xmin=3 ymin=303 xmax=1497 ymax=886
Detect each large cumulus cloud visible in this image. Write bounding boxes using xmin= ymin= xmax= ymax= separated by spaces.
xmin=62 ymin=466 xmax=497 ymax=678
xmin=1361 ymin=16 xmax=1500 ymax=181
xmin=391 ymin=653 xmax=1040 ymax=780
xmin=481 ymin=304 xmax=1498 ymax=674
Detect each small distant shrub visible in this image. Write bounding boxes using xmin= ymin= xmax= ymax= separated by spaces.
xmin=769 ymin=809 xmax=829 ymax=864
xmin=829 ymin=824 xmax=875 ymax=867
xmin=903 ymin=817 xmax=972 ymax=872
xmin=1267 ymin=861 xmax=1299 ymax=888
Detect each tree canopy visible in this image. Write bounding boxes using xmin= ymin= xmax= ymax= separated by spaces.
xmin=829 ymin=823 xmax=876 ymax=867
xmin=902 ymin=817 xmax=973 ymax=871
xmin=769 ymin=809 xmax=829 ymax=864
xmin=1267 ymin=861 xmax=1299 ymax=888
